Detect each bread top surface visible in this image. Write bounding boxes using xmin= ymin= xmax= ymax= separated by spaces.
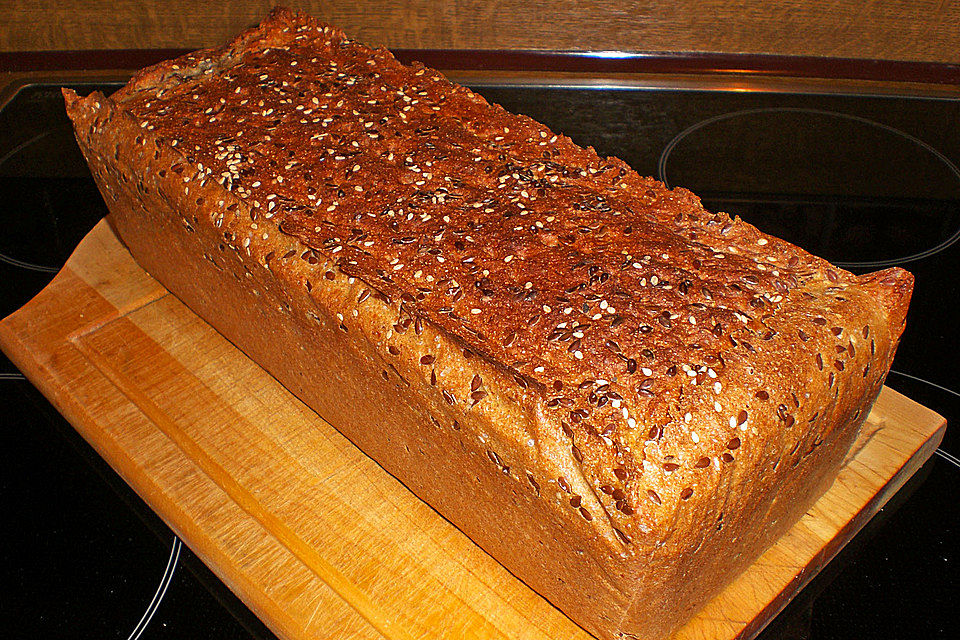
xmin=80 ymin=8 xmax=912 ymax=539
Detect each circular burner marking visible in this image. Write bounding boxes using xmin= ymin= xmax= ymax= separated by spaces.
xmin=657 ymin=107 xmax=960 ymax=269
xmin=0 ymin=131 xmax=59 ymax=272
xmin=125 ymin=536 xmax=181 ymax=640
xmin=0 ymin=124 xmax=106 ymax=273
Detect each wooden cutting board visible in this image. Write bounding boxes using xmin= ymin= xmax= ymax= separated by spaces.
xmin=0 ymin=219 xmax=946 ymax=640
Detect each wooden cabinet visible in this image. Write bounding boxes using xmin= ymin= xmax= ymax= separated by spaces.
xmin=4 ymin=1 xmax=960 ymax=64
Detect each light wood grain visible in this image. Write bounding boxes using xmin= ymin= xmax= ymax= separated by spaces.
xmin=0 ymin=220 xmax=946 ymax=639
xmin=5 ymin=1 xmax=960 ymax=64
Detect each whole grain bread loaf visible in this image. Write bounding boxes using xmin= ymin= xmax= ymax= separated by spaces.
xmin=63 ymin=8 xmax=912 ymax=639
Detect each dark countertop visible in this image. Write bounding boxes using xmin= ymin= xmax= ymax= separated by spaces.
xmin=1 ymin=56 xmax=958 ymax=639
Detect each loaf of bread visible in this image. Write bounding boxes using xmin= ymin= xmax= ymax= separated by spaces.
xmin=63 ymin=8 xmax=912 ymax=639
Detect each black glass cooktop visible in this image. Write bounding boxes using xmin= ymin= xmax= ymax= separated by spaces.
xmin=1 ymin=79 xmax=958 ymax=639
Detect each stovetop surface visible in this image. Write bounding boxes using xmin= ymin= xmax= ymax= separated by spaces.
xmin=1 ymin=78 xmax=958 ymax=639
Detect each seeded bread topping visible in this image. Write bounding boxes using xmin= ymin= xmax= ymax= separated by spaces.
xmin=65 ymin=9 xmax=913 ymax=639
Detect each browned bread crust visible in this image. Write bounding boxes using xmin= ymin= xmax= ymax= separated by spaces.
xmin=63 ymin=8 xmax=912 ymax=639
